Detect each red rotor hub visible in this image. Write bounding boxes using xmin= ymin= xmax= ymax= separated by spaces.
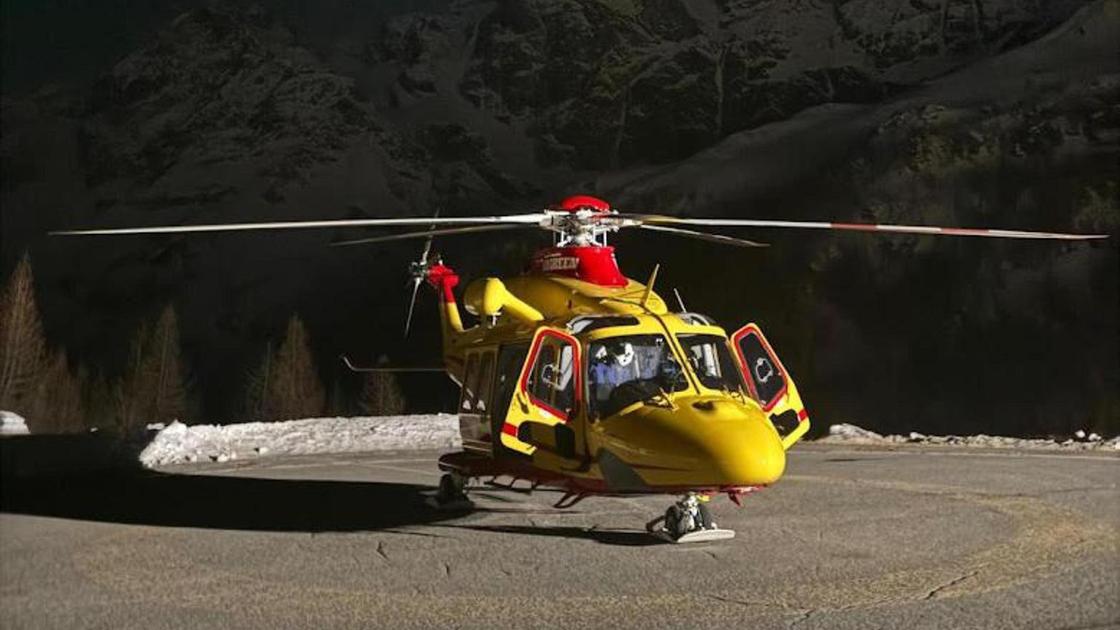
xmin=553 ymin=195 xmax=611 ymax=214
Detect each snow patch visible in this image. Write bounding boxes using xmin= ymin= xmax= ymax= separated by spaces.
xmin=0 ymin=410 xmax=30 ymax=436
xmin=828 ymin=423 xmax=883 ymax=440
xmin=140 ymin=414 xmax=461 ymax=468
xmin=819 ymin=423 xmax=1120 ymax=451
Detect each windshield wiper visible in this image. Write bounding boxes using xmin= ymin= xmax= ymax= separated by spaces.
xmin=643 ymin=385 xmax=678 ymax=410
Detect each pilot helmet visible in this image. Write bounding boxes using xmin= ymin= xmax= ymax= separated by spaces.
xmin=610 ymin=341 xmax=635 ymax=367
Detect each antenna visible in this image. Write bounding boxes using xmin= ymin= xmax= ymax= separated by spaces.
xmin=641 ymin=264 xmax=660 ymax=309
xmin=673 ymin=288 xmax=686 ymax=312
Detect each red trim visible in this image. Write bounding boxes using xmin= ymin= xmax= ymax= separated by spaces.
xmin=730 ymin=324 xmax=789 ymax=412
xmin=528 ymin=246 xmax=627 ymax=287
xmin=437 ymin=451 xmax=770 ymax=498
xmin=501 ymin=423 xmax=518 ymax=436
xmin=517 ymin=328 xmax=582 ymax=423
xmin=532 ymin=399 xmax=568 ymax=421
xmin=553 ymin=195 xmax=610 ymax=214
xmin=425 ymin=263 xmax=460 ymax=303
xmin=797 ymin=408 xmax=809 ymax=423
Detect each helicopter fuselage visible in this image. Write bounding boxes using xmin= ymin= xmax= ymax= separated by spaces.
xmin=427 ymin=243 xmax=810 ymax=499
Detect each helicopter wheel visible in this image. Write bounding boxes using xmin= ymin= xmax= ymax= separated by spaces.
xmin=652 ymin=494 xmax=721 ymax=541
xmin=428 ymin=472 xmax=473 ymax=511
xmin=664 ymin=504 xmax=690 ymax=539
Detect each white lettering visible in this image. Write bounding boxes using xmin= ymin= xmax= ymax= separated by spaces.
xmin=540 ymin=256 xmax=580 ymax=272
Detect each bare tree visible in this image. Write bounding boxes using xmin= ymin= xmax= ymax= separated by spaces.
xmin=359 ymin=358 xmax=406 ymax=416
xmin=115 ymin=305 xmax=189 ymax=434
xmin=149 ymin=306 xmax=188 ymax=423
xmin=0 ymin=253 xmax=48 ymax=412
xmin=244 ymin=341 xmax=273 ymax=421
xmin=246 ymin=316 xmax=325 ymax=421
xmin=26 ymin=353 xmax=85 ymax=433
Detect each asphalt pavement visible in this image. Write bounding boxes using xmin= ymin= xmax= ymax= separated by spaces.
xmin=2 ymin=444 xmax=1117 ymax=629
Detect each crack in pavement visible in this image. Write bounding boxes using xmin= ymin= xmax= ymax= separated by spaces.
xmin=375 ymin=541 xmax=390 ymax=564
xmin=923 ymin=570 xmax=979 ymax=600
xmin=703 ymin=594 xmax=772 ymax=610
xmin=788 ymin=608 xmax=817 ymax=630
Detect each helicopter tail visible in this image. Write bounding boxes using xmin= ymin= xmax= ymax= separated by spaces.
xmin=425 ymin=262 xmax=465 ymax=337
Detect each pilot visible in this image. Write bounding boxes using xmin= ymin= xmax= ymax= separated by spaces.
xmin=590 ymin=341 xmax=637 ymax=401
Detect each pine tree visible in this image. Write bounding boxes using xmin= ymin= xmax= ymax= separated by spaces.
xmin=0 ymin=253 xmax=49 ymax=412
xmin=245 ymin=316 xmax=325 ymax=421
xmin=359 ymin=358 xmax=406 ymax=416
xmin=115 ymin=305 xmax=189 ymax=434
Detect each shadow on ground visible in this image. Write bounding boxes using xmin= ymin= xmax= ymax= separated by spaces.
xmin=0 ymin=470 xmax=463 ymax=532
xmin=443 ymin=524 xmax=666 ymax=546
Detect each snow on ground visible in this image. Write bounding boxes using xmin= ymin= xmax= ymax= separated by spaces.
xmin=0 ymin=411 xmax=30 ymax=436
xmin=819 ymin=423 xmax=1120 ymax=451
xmin=139 ymin=414 xmax=1117 ymax=469
xmin=140 ymin=414 xmax=460 ymax=467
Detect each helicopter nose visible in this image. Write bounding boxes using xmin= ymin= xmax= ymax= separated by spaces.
xmin=596 ymin=397 xmax=786 ymax=488
xmin=691 ymin=401 xmax=786 ymax=486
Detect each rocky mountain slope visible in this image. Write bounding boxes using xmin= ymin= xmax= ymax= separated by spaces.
xmin=2 ymin=0 xmax=1116 ymax=433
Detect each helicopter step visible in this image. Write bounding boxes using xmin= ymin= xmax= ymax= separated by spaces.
xmin=645 ymin=492 xmax=735 ymax=543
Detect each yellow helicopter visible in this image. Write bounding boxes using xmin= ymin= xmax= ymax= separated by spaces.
xmin=54 ymin=195 xmax=1106 ymax=542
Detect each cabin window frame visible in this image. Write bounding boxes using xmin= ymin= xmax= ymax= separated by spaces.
xmin=519 ymin=329 xmax=582 ymax=422
xmin=730 ymin=324 xmax=789 ymax=412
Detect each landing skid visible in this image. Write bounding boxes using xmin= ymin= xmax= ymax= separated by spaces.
xmin=652 ymin=528 xmax=735 ymax=544
xmin=644 ymin=492 xmax=735 ymax=543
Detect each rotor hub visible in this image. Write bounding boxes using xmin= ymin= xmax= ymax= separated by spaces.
xmin=543 ymin=195 xmax=631 ymax=247
xmin=553 ymin=195 xmax=611 ymax=214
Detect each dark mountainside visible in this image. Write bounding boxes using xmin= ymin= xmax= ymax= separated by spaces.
xmin=2 ymin=0 xmax=1116 ymax=435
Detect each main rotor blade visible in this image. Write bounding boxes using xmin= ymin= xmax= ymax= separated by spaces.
xmin=51 ymin=214 xmax=546 ymax=236
xmin=636 ymin=224 xmax=768 ymax=248
xmin=622 ymin=214 xmax=1108 ymax=241
xmin=332 ymin=224 xmax=530 ymax=247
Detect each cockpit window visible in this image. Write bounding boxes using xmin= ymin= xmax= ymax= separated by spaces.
xmin=676 ymin=334 xmax=747 ymax=394
xmin=569 ymin=316 xmax=639 ymax=335
xmin=587 ymin=334 xmax=688 ymax=418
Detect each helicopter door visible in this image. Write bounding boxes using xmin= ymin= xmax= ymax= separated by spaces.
xmin=499 ymin=327 xmax=582 ymax=459
xmin=730 ymin=323 xmax=810 ymax=449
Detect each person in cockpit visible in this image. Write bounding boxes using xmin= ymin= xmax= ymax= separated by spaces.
xmin=589 ymin=341 xmax=637 ymax=402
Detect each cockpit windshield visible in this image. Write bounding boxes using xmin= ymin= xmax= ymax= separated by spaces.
xmin=676 ymin=334 xmax=747 ymax=395
xmin=587 ymin=334 xmax=688 ymax=417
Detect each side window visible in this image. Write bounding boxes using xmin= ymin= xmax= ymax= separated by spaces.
xmin=475 ymin=353 xmax=494 ymax=413
xmin=459 ymin=354 xmax=479 ymax=413
xmin=493 ymin=343 xmax=530 ymax=420
xmin=734 ymin=329 xmax=787 ymax=410
xmin=676 ymin=333 xmax=746 ymax=393
xmin=524 ymin=334 xmax=578 ymax=419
